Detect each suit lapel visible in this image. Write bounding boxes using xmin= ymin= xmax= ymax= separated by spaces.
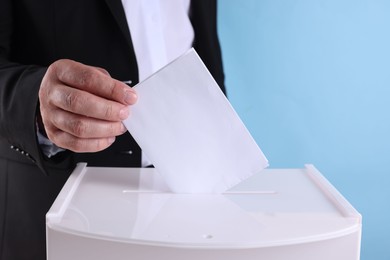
xmin=104 ymin=0 xmax=139 ymax=84
xmin=104 ymin=0 xmax=133 ymax=49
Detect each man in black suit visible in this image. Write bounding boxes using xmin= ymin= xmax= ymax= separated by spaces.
xmin=0 ymin=0 xmax=225 ymax=259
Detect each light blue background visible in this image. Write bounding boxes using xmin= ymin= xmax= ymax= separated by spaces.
xmin=218 ymin=1 xmax=390 ymax=260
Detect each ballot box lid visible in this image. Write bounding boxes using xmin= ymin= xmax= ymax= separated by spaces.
xmin=46 ymin=164 xmax=361 ymax=249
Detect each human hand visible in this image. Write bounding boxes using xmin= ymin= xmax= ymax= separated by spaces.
xmin=38 ymin=59 xmax=137 ymax=152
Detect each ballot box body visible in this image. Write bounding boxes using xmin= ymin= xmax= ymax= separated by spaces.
xmin=46 ymin=164 xmax=361 ymax=260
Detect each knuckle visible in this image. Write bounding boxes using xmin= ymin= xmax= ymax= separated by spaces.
xmin=48 ymin=60 xmax=64 ymax=80
xmin=46 ymin=62 xmax=57 ymax=76
xmin=38 ymin=86 xmax=49 ymax=102
xmin=104 ymin=104 xmax=114 ymax=119
xmin=107 ymin=79 xmax=116 ymax=96
xmin=70 ymin=119 xmax=88 ymax=137
xmin=64 ymin=91 xmax=82 ymax=111
xmin=78 ymin=69 xmax=94 ymax=87
xmin=112 ymin=123 xmax=119 ymax=135
xmin=40 ymin=70 xmax=56 ymax=100
xmin=108 ymin=122 xmax=118 ymax=136
xmin=107 ymin=79 xmax=127 ymax=102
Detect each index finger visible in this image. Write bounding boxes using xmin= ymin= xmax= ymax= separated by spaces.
xmin=50 ymin=59 xmax=137 ymax=105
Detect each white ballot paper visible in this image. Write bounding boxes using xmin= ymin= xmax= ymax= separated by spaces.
xmin=123 ymin=49 xmax=268 ymax=193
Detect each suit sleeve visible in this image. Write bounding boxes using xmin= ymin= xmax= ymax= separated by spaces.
xmin=0 ymin=0 xmax=72 ymax=175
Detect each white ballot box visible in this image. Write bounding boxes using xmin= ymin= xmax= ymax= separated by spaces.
xmin=46 ymin=163 xmax=361 ymax=260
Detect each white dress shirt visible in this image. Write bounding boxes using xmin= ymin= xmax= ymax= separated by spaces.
xmin=122 ymin=0 xmax=194 ymax=166
xmin=122 ymin=0 xmax=194 ymax=81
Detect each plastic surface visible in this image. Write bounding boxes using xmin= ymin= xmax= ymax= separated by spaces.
xmin=46 ymin=164 xmax=362 ymax=260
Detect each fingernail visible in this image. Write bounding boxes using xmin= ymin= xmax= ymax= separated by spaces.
xmin=119 ymin=107 xmax=129 ymax=120
xmin=124 ymin=90 xmax=137 ymax=105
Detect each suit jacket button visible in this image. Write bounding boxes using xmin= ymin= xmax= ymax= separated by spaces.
xmin=120 ymin=150 xmax=133 ymax=155
xmin=123 ymin=80 xmax=132 ymax=86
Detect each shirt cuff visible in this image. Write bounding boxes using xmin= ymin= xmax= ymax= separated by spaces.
xmin=36 ymin=125 xmax=66 ymax=158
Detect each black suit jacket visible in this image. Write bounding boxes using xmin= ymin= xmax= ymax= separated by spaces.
xmin=0 ymin=0 xmax=225 ymax=259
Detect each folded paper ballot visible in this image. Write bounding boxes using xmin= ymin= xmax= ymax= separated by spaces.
xmin=123 ymin=49 xmax=268 ymax=193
